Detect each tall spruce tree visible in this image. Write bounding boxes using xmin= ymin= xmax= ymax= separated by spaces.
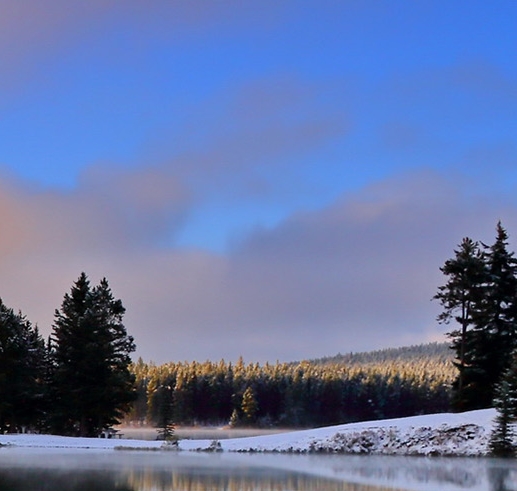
xmin=0 ymin=299 xmax=46 ymax=432
xmin=489 ymin=350 xmax=517 ymax=456
xmin=434 ymin=237 xmax=486 ymax=410
xmin=50 ymin=273 xmax=136 ymax=437
xmin=437 ymin=223 xmax=517 ymax=411
xmin=467 ymin=223 xmax=517 ymax=408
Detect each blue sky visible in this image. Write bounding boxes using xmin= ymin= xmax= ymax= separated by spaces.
xmin=0 ymin=1 xmax=516 ymax=362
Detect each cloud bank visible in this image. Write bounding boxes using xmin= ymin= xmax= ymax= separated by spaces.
xmin=1 ymin=163 xmax=516 ymax=363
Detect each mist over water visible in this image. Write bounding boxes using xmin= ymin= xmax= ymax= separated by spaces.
xmin=117 ymin=425 xmax=290 ymax=441
xmin=0 ymin=449 xmax=515 ymax=491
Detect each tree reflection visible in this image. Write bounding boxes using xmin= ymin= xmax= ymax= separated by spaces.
xmin=124 ymin=468 xmax=406 ymax=491
xmin=0 ymin=469 xmax=133 ymax=491
xmin=488 ymin=463 xmax=517 ymax=491
xmin=0 ymin=467 xmax=405 ymax=491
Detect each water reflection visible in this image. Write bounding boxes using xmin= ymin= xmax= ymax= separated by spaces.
xmin=487 ymin=464 xmax=517 ymax=491
xmin=0 ymin=465 xmax=396 ymax=491
xmin=319 ymin=454 xmax=517 ymax=491
xmin=0 ymin=469 xmax=132 ymax=491
xmin=124 ymin=468 xmax=395 ymax=491
xmin=0 ymin=449 xmax=515 ymax=491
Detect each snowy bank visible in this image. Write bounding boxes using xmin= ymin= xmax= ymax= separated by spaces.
xmin=0 ymin=409 xmax=497 ymax=456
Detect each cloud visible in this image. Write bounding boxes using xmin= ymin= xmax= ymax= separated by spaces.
xmin=0 ymin=164 xmax=189 ymax=325
xmin=78 ymin=164 xmax=191 ymax=246
xmin=117 ymin=170 xmax=517 ymax=363
xmin=0 ymin=0 xmax=117 ymax=89
xmin=151 ymin=75 xmax=350 ymax=207
xmin=0 ymin=177 xmax=34 ymax=258
xmin=0 ymin=0 xmax=290 ymax=94
xmin=385 ymin=60 xmax=517 ymax=124
xmin=1 ymin=165 xmax=517 ymax=363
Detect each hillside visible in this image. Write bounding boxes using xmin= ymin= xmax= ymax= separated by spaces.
xmin=309 ymin=341 xmax=452 ymax=366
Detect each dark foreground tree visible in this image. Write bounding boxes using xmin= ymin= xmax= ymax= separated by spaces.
xmin=434 ymin=237 xmax=486 ymax=410
xmin=489 ymin=352 xmax=517 ymax=456
xmin=468 ymin=223 xmax=517 ymax=409
xmin=50 ymin=273 xmax=136 ymax=436
xmin=436 ymin=223 xmax=517 ymax=411
xmin=0 ymin=298 xmax=46 ymax=432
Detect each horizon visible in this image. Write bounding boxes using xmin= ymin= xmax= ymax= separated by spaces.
xmin=1 ymin=1 xmax=516 ymax=363
xmin=135 ymin=339 xmax=450 ymax=365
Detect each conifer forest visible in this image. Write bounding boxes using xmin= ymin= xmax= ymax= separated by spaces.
xmin=129 ymin=343 xmax=454 ymax=428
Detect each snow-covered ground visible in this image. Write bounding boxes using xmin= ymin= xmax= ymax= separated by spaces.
xmin=0 ymin=408 xmax=499 ymax=456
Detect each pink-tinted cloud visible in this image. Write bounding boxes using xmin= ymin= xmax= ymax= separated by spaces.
xmin=1 ymin=166 xmax=517 ymax=363
xmin=0 ymin=177 xmax=34 ymax=258
xmin=0 ymin=163 xmax=189 ymax=259
xmin=0 ymin=163 xmax=191 ymax=345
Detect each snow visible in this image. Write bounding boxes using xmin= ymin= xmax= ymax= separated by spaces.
xmin=0 ymin=408 xmax=498 ymax=456
xmin=1 ymin=411 xmax=515 ymax=491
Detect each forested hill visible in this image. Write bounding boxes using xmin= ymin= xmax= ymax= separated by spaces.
xmin=129 ymin=342 xmax=455 ymax=429
xmin=309 ymin=342 xmax=452 ymax=366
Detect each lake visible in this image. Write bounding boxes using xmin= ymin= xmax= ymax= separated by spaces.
xmin=0 ymin=448 xmax=515 ymax=491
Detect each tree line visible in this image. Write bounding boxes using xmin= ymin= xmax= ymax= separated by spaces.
xmin=127 ymin=345 xmax=454 ymax=429
xmin=0 ymin=273 xmax=135 ymax=437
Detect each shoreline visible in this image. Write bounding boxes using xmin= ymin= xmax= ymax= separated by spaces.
xmin=0 ymin=408 xmax=497 ymax=457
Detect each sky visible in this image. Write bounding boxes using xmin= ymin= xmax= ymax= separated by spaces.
xmin=0 ymin=1 xmax=516 ymax=364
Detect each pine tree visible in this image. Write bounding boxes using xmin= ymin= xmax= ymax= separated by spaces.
xmin=229 ymin=408 xmax=240 ymax=427
xmin=436 ymin=223 xmax=517 ymax=411
xmin=490 ymin=382 xmax=516 ymax=457
xmin=0 ymin=299 xmax=46 ymax=432
xmin=241 ymin=386 xmax=258 ymax=425
xmin=156 ymin=384 xmax=176 ymax=443
xmin=467 ymin=223 xmax=517 ymax=409
xmin=434 ymin=237 xmax=486 ymax=410
xmin=50 ymin=273 xmax=136 ymax=437
xmin=489 ymin=353 xmax=517 ymax=457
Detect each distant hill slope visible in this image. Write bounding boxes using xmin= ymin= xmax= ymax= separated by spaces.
xmin=130 ymin=341 xmax=456 ymax=428
xmin=308 ymin=342 xmax=453 ymax=366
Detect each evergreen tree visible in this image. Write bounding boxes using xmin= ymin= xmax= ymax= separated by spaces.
xmin=0 ymin=299 xmax=46 ymax=432
xmin=241 ymin=386 xmax=258 ymax=425
xmin=434 ymin=237 xmax=486 ymax=410
xmin=155 ymin=384 xmax=176 ymax=442
xmin=229 ymin=408 xmax=240 ymax=427
xmin=467 ymin=223 xmax=517 ymax=409
xmin=50 ymin=273 xmax=136 ymax=437
xmin=437 ymin=223 xmax=517 ymax=411
xmin=489 ymin=354 xmax=517 ymax=457
xmin=489 ymin=386 xmax=515 ymax=457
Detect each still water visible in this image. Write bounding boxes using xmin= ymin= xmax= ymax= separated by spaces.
xmin=0 ymin=448 xmax=515 ymax=491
